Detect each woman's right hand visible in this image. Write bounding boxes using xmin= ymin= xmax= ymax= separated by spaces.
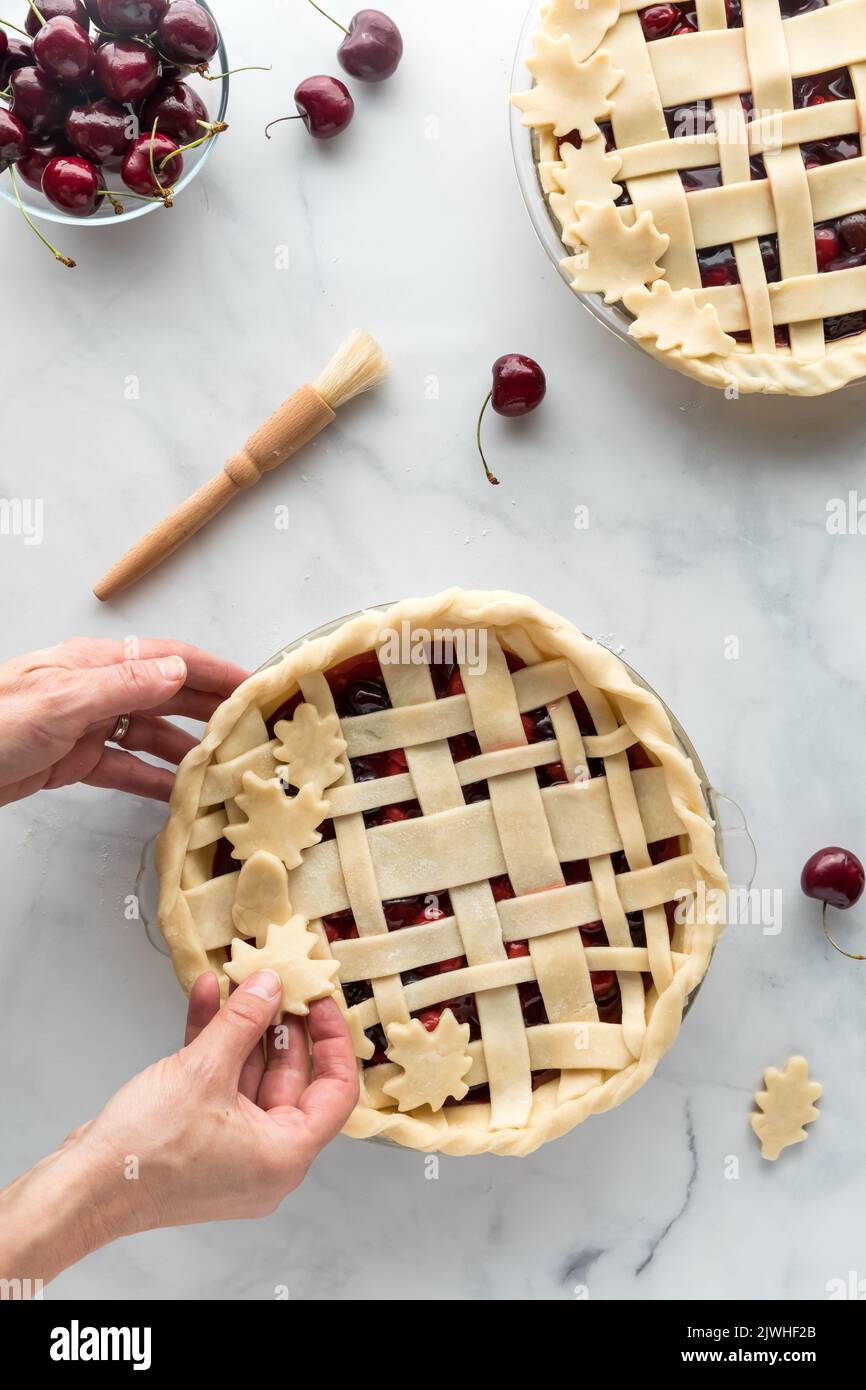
xmin=81 ymin=971 xmax=360 ymax=1231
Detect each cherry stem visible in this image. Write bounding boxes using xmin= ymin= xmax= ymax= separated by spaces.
xmin=821 ymin=903 xmax=866 ymax=961
xmin=307 ymin=0 xmax=349 ymax=36
xmin=0 ymin=16 xmax=29 ymax=36
xmin=476 ymin=392 xmax=500 ymax=486
xmin=25 ymin=0 xmax=46 ymax=26
xmin=147 ymin=115 xmax=173 ymax=203
xmin=9 ymin=164 xmax=75 ymax=267
xmin=199 ymin=63 xmax=272 ymax=80
xmin=264 ymin=114 xmax=304 ymax=139
xmin=159 ymin=121 xmax=227 ymax=169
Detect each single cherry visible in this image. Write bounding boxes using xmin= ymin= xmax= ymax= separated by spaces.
xmin=802 ymin=846 xmax=866 ymax=960
xmin=840 ymin=212 xmax=866 ymax=256
xmin=42 ymin=151 xmax=102 ymax=213
xmin=814 ymin=225 xmax=840 ymax=269
xmin=156 ymin=0 xmax=218 ymax=66
xmin=24 ymin=0 xmax=88 ymax=36
xmin=96 ymin=0 xmax=168 ymax=35
xmin=640 ymin=4 xmax=681 ymax=39
xmin=0 ymin=29 xmax=7 ymax=65
xmin=0 ymin=106 xmax=29 ymax=171
xmin=94 ymin=35 xmax=160 ymax=102
xmin=66 ymin=97 xmax=131 ymax=162
xmin=1 ymin=34 xmax=36 ymax=83
xmin=141 ymin=78 xmax=208 ymax=144
xmin=308 ymin=3 xmax=403 ymax=82
xmin=476 ymin=354 xmax=547 ymax=485
xmin=10 ymin=64 xmax=66 ymax=134
xmin=120 ymin=129 xmax=182 ymax=198
xmin=32 ymin=15 xmax=94 ymax=82
xmin=266 ymin=75 xmax=354 ymax=141
xmin=16 ymin=132 xmax=67 ymax=186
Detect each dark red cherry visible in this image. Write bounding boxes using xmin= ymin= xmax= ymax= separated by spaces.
xmin=156 ymin=0 xmax=219 ymax=65
xmin=141 ymin=79 xmax=208 ymax=144
xmin=840 ymin=212 xmax=866 ymax=256
xmin=1 ymin=35 xmax=36 ymax=84
xmin=42 ymin=152 xmax=102 ymax=214
xmin=17 ymin=134 xmax=68 ymax=187
xmin=814 ymin=224 xmax=840 ymax=269
xmin=96 ymin=0 xmax=169 ymax=35
xmin=0 ymin=107 xmax=30 ymax=172
xmin=802 ymin=847 xmax=865 ymax=910
xmin=491 ymin=354 xmax=547 ymax=417
xmin=32 ymin=16 xmax=93 ymax=83
xmin=24 ymin=0 xmax=89 ymax=36
xmin=640 ymin=4 xmax=681 ymax=39
xmin=66 ymin=97 xmax=131 ymax=162
xmin=476 ymin=354 xmax=547 ymax=485
xmin=266 ymin=75 xmax=354 ymax=141
xmin=337 ymin=9 xmax=403 ymax=82
xmin=0 ymin=29 xmax=6 ymax=66
xmin=94 ymin=37 xmax=160 ymax=102
xmin=83 ymin=0 xmax=101 ymax=18
xmin=121 ymin=129 xmax=182 ymax=196
xmin=10 ymin=64 xmax=66 ymax=135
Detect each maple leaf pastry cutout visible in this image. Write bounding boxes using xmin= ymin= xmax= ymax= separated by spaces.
xmin=513 ymin=32 xmax=622 ymax=140
xmin=548 ymin=138 xmax=623 ymax=225
xmin=233 ymin=850 xmax=294 ymax=948
xmin=274 ymin=703 xmax=347 ymax=797
xmin=750 ymin=1056 xmax=823 ymax=1162
xmin=624 ymin=281 xmax=736 ymax=359
xmin=563 ymin=202 xmax=670 ymax=303
xmin=541 ymin=0 xmax=620 ymax=63
xmin=222 ymin=773 xmax=328 ymax=869
xmin=224 ymin=917 xmax=340 ymax=1017
xmin=382 ymin=1010 xmax=473 ymax=1113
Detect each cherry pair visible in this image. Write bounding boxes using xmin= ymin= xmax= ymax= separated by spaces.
xmin=267 ymin=5 xmax=403 ymax=144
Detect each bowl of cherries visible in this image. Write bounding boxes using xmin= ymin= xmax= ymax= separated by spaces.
xmin=0 ymin=0 xmax=230 ymax=264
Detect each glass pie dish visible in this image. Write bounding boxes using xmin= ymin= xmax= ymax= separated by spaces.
xmin=0 ymin=0 xmax=229 ymax=229
xmin=142 ymin=595 xmax=755 ymax=1155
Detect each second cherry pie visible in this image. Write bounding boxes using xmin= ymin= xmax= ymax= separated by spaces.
xmin=513 ymin=0 xmax=866 ymax=395
xmin=157 ymin=591 xmax=726 ymax=1156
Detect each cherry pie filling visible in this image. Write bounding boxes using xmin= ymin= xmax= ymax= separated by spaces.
xmin=210 ymin=649 xmax=688 ymax=1109
xmin=555 ymin=0 xmax=866 ymax=348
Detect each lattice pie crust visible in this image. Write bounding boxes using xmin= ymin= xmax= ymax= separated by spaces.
xmin=156 ymin=591 xmax=727 ymax=1156
xmin=514 ymin=0 xmax=866 ymax=395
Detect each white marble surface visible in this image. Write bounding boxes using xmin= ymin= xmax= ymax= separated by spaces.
xmin=2 ymin=0 xmax=865 ymax=1301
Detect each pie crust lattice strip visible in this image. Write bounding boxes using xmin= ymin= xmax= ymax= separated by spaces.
xmin=513 ymin=0 xmax=866 ymax=395
xmin=156 ymin=591 xmax=727 ymax=1157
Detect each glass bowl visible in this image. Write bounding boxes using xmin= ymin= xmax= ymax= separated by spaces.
xmin=0 ymin=0 xmax=229 ymax=227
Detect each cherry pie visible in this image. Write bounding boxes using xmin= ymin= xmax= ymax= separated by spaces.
xmin=513 ymin=0 xmax=866 ymax=394
xmin=157 ymin=592 xmax=726 ymax=1156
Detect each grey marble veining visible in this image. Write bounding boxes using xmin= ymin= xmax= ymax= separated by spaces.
xmin=2 ymin=0 xmax=865 ymax=1301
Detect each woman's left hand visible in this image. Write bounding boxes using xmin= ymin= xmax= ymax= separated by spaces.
xmin=0 ymin=637 xmax=248 ymax=806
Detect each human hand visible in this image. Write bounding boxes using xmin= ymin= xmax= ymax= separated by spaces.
xmin=0 ymin=637 xmax=249 ymax=806
xmin=79 ymin=972 xmax=359 ymax=1231
xmin=0 ymin=972 xmax=358 ymax=1289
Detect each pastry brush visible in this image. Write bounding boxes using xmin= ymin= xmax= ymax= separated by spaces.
xmin=93 ymin=331 xmax=389 ymax=601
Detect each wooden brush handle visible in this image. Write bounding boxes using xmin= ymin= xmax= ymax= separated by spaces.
xmin=93 ymin=385 xmax=336 ymax=602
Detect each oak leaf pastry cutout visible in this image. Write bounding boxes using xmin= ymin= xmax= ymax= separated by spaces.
xmin=224 ymin=917 xmax=340 ymax=1017
xmin=549 ymin=139 xmax=623 ymax=226
xmin=750 ymin=1056 xmax=823 ymax=1162
xmin=233 ymin=850 xmax=293 ymax=948
xmin=223 ymin=773 xmax=328 ymax=869
xmin=383 ymin=1010 xmax=473 ymax=1114
xmin=624 ymin=281 xmax=737 ymax=360
xmin=274 ymin=703 xmax=347 ymax=797
xmin=513 ymin=33 xmax=622 ymax=140
xmin=542 ymin=0 xmax=620 ymax=62
xmin=563 ymin=203 xmax=669 ymax=304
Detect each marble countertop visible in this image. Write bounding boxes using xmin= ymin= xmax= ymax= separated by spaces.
xmin=2 ymin=0 xmax=865 ymax=1301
